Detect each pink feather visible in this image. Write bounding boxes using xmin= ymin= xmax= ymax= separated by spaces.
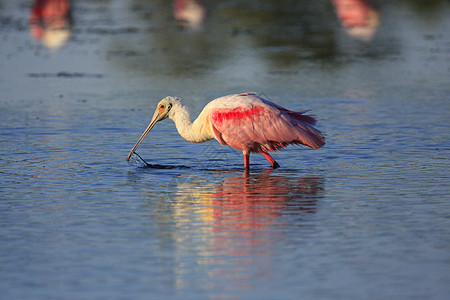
xmin=210 ymin=93 xmax=325 ymax=153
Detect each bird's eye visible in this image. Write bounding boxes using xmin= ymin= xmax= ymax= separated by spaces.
xmin=159 ymin=104 xmax=165 ymax=109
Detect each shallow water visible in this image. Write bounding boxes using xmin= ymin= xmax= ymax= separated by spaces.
xmin=1 ymin=0 xmax=449 ymax=299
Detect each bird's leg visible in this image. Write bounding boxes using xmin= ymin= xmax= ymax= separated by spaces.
xmin=243 ymin=151 xmax=250 ymax=170
xmin=262 ymin=152 xmax=280 ymax=169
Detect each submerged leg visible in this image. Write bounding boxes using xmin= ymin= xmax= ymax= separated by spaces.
xmin=243 ymin=151 xmax=250 ymax=169
xmin=262 ymin=152 xmax=280 ymax=169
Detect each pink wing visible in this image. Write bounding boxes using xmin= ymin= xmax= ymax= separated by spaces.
xmin=210 ymin=94 xmax=325 ymax=153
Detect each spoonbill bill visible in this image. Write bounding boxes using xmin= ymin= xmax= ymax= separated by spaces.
xmin=126 ymin=92 xmax=325 ymax=169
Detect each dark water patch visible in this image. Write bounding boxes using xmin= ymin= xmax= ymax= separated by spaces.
xmin=86 ymin=27 xmax=140 ymax=35
xmin=28 ymin=72 xmax=104 ymax=79
xmin=128 ymin=152 xmax=189 ymax=169
xmin=105 ymin=50 xmax=144 ymax=58
xmin=268 ymin=70 xmax=300 ymax=76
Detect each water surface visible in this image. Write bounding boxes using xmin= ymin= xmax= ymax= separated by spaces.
xmin=1 ymin=0 xmax=449 ymax=299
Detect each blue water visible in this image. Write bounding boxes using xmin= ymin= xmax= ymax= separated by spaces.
xmin=1 ymin=0 xmax=449 ymax=299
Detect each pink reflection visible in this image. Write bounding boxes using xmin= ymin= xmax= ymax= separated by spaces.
xmin=29 ymin=0 xmax=71 ymax=49
xmin=210 ymin=173 xmax=323 ymax=257
xmin=332 ymin=0 xmax=380 ymax=41
xmin=173 ymin=0 xmax=206 ymax=30
xmin=166 ymin=172 xmax=324 ymax=293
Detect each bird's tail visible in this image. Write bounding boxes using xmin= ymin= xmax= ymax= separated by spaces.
xmin=304 ymin=126 xmax=326 ymax=149
xmin=287 ymin=110 xmax=318 ymax=125
xmin=291 ymin=114 xmax=326 ymax=149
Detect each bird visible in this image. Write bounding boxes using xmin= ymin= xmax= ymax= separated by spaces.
xmin=126 ymin=92 xmax=325 ymax=169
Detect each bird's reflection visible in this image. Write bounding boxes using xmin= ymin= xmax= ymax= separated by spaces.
xmin=173 ymin=0 xmax=206 ymax=30
xmin=24 ymin=0 xmax=382 ymax=51
xmin=211 ymin=172 xmax=321 ymax=231
xmin=162 ymin=171 xmax=324 ymax=291
xmin=29 ymin=0 xmax=72 ymax=49
xmin=331 ymin=0 xmax=380 ymax=41
xmin=171 ymin=171 xmax=324 ymax=250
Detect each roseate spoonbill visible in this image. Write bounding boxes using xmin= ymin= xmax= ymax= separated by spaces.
xmin=126 ymin=92 xmax=325 ymax=169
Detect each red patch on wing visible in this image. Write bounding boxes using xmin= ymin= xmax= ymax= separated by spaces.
xmin=211 ymin=106 xmax=267 ymax=126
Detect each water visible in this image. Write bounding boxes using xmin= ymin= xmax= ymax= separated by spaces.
xmin=1 ymin=0 xmax=449 ymax=299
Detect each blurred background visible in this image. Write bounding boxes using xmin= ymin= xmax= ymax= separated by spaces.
xmin=0 ymin=0 xmax=449 ymax=299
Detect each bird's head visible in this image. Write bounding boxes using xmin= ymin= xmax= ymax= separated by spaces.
xmin=154 ymin=97 xmax=176 ymax=120
xmin=126 ymin=96 xmax=180 ymax=161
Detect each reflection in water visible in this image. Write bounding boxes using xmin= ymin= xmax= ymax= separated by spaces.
xmin=164 ymin=171 xmax=324 ymax=293
xmin=331 ymin=0 xmax=380 ymax=41
xmin=97 ymin=0 xmax=388 ymax=80
xmin=29 ymin=0 xmax=72 ymax=49
xmin=211 ymin=172 xmax=322 ymax=232
xmin=172 ymin=172 xmax=324 ymax=232
xmin=173 ymin=0 xmax=206 ymax=30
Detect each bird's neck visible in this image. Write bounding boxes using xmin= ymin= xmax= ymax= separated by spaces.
xmin=169 ymin=103 xmax=213 ymax=143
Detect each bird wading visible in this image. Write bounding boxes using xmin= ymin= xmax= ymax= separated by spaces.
xmin=126 ymin=92 xmax=325 ymax=169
